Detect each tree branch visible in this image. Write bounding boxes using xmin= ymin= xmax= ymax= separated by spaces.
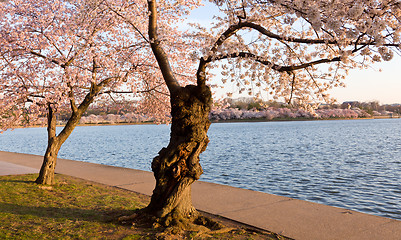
xmin=147 ymin=0 xmax=180 ymax=93
xmin=288 ymin=72 xmax=295 ymax=105
xmin=46 ymin=102 xmax=57 ymax=140
xmin=67 ymin=82 xmax=78 ymax=114
xmin=28 ymin=50 xmax=63 ymax=67
xmin=105 ymin=2 xmax=149 ymax=43
xmin=207 ymin=51 xmax=341 ymax=72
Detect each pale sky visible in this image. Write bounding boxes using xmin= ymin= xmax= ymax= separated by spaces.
xmin=188 ymin=2 xmax=401 ymax=105
xmin=329 ymin=56 xmax=401 ymax=104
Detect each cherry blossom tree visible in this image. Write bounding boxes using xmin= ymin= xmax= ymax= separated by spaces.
xmin=0 ymin=0 xmax=173 ymax=184
xmin=113 ymin=0 xmax=401 ymax=228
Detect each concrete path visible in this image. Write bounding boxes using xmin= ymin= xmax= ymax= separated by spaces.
xmin=1 ymin=151 xmax=400 ymax=240
xmin=0 ymin=161 xmax=37 ymax=176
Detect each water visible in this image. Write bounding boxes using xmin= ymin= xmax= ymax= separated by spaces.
xmin=1 ymin=119 xmax=400 ymax=220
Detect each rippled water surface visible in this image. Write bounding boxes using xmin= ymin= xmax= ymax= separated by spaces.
xmin=1 ymin=119 xmax=400 ymax=220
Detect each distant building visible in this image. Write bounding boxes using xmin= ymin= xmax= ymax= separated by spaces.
xmin=342 ymin=101 xmax=359 ymax=109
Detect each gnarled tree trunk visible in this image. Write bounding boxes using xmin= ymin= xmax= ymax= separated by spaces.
xmin=146 ymin=84 xmax=212 ymax=225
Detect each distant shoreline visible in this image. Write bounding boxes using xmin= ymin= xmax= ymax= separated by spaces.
xmin=8 ymin=115 xmax=399 ymax=130
xmin=211 ymin=115 xmax=400 ymax=123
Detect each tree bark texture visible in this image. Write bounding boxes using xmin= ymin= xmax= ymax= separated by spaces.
xmin=146 ymin=84 xmax=212 ymax=224
xmin=35 ymin=139 xmax=61 ymax=185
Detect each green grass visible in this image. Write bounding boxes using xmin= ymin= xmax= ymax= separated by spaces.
xmin=0 ymin=174 xmax=148 ymax=240
xmin=0 ymin=174 xmax=288 ymax=240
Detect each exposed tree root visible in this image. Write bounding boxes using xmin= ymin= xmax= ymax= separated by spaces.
xmin=118 ymin=209 xmax=237 ymax=239
xmin=118 ymin=209 xmax=155 ymax=228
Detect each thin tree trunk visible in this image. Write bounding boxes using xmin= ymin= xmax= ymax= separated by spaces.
xmin=35 ymin=139 xmax=61 ymax=185
xmin=35 ymin=83 xmax=104 ymax=185
xmin=36 ymin=104 xmax=61 ymax=185
xmin=146 ymin=84 xmax=212 ymax=225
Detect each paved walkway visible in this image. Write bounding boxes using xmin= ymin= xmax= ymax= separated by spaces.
xmin=1 ymin=151 xmax=400 ymax=240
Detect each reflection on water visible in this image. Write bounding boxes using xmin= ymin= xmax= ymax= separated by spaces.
xmin=1 ymin=119 xmax=400 ymax=220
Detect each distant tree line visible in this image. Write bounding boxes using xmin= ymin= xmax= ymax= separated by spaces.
xmin=227 ymin=98 xmax=401 ymax=112
xmin=42 ymin=98 xmax=398 ymax=125
xmin=211 ymin=98 xmax=400 ymax=121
